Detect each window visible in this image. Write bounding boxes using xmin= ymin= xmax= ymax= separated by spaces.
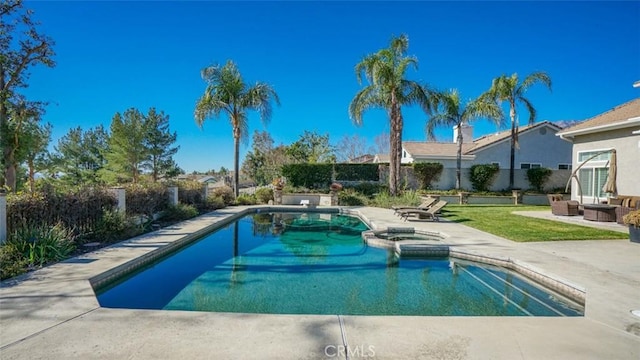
xmin=578 ymin=168 xmax=609 ymax=198
xmin=520 ymin=163 xmax=541 ymax=169
xmin=576 ymin=149 xmax=613 ymax=200
xmin=558 ymin=164 xmax=572 ymax=170
xmin=578 ymin=150 xmax=610 ymax=162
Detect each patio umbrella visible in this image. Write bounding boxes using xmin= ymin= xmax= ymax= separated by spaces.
xmin=602 ymin=149 xmax=617 ymax=195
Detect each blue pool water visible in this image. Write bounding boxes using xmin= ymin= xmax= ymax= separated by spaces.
xmin=96 ymin=212 xmax=583 ymax=316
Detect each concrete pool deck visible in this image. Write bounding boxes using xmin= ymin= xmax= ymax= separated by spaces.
xmin=1 ymin=206 xmax=638 ymax=359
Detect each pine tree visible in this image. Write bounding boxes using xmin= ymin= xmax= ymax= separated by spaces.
xmin=51 ymin=125 xmax=108 ymax=186
xmin=142 ymin=108 xmax=179 ymax=182
xmin=101 ymin=109 xmax=148 ymax=184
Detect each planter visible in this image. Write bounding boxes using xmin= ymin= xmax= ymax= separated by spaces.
xmin=629 ymin=226 xmax=640 ymax=243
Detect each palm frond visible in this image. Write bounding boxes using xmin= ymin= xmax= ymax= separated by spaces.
xmin=426 ymin=113 xmax=457 ymax=141
xmin=401 ymin=81 xmax=434 ymax=114
xmin=194 ymin=92 xmax=225 ymax=127
xmin=349 ymin=86 xmax=380 ymax=126
xmin=520 ymin=71 xmax=552 ymax=93
xmin=519 ymin=96 xmax=537 ymax=124
xmin=390 ymin=33 xmax=409 ymax=55
xmin=464 ymin=97 xmax=504 ymax=127
xmin=244 ymin=82 xmax=280 ymax=126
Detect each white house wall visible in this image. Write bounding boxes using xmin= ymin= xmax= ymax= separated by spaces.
xmin=569 ymin=127 xmax=640 ymax=201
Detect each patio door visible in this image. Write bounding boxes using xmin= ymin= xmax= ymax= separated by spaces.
xmin=577 ymin=150 xmax=611 ymax=203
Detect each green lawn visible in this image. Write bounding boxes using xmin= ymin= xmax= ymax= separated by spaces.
xmin=441 ymin=205 xmax=628 ymax=242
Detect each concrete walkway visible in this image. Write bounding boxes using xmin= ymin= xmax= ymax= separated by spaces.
xmin=1 ymin=206 xmax=639 ymax=359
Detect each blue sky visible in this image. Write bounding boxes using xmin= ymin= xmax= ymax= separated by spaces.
xmin=22 ymin=1 xmax=640 ymax=173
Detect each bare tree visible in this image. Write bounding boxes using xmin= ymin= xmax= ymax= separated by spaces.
xmin=335 ymin=134 xmax=372 ymax=162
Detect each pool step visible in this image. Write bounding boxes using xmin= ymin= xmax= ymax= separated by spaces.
xmin=396 ymin=244 xmax=449 ymax=257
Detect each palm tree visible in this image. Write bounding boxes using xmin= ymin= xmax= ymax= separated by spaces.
xmin=349 ymin=34 xmax=434 ymax=196
xmin=194 ymin=60 xmax=280 ymax=198
xmin=484 ymin=72 xmax=552 ymax=189
xmin=427 ymin=89 xmax=503 ymax=189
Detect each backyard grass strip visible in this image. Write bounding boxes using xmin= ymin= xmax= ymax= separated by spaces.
xmin=442 ymin=205 xmax=628 ymax=242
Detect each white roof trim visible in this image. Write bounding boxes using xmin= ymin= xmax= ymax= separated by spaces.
xmin=557 ymin=117 xmax=640 ymax=139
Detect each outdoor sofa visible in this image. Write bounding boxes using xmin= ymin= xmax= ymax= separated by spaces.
xmin=608 ymin=195 xmax=640 ymax=224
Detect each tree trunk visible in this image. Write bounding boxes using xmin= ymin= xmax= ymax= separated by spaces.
xmin=233 ymin=128 xmax=240 ymax=199
xmin=509 ymin=104 xmax=517 ymax=190
xmin=0 ymin=99 xmax=17 ymax=191
xmin=388 ymin=97 xmax=403 ymax=196
xmin=28 ymin=158 xmax=35 ymax=192
xmin=394 ymin=110 xmax=403 ymax=194
xmin=456 ymin=126 xmax=463 ymax=190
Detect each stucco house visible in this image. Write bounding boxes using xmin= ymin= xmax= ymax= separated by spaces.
xmin=557 ymin=97 xmax=640 ymax=204
xmin=385 ymin=121 xmax=573 ymax=190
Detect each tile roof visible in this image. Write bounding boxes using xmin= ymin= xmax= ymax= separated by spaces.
xmin=403 ymin=141 xmax=475 ymax=157
xmin=557 ymin=98 xmax=640 ymax=134
xmin=374 ymin=154 xmax=390 ymax=163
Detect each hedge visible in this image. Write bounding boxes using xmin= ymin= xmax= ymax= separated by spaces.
xmin=6 ymin=187 xmax=117 ymax=238
xmin=282 ymin=163 xmax=333 ymax=188
xmin=334 ymin=163 xmax=379 ymax=181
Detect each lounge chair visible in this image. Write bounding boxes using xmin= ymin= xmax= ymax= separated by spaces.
xmin=547 ymin=194 xmax=580 ymax=216
xmin=392 ymin=197 xmax=437 ymax=215
xmin=398 ymin=200 xmax=448 ymax=222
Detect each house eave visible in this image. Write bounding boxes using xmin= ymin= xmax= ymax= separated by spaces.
xmin=557 ymin=117 xmax=640 ymax=140
xmin=412 ymin=155 xmax=476 ymax=161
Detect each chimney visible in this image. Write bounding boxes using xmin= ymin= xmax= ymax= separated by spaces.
xmin=453 ymin=124 xmax=473 ymax=144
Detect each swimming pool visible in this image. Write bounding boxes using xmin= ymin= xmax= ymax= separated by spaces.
xmin=95 ymin=212 xmax=583 ymax=316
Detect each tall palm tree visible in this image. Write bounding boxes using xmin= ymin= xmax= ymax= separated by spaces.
xmin=427 ymin=89 xmax=503 ymax=189
xmin=349 ymin=34 xmax=434 ymax=196
xmin=194 ymin=60 xmax=280 ymax=198
xmin=484 ymin=72 xmax=552 ymax=189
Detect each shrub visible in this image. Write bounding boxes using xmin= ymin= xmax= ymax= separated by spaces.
xmin=526 ymin=168 xmax=553 ymax=193
xmin=368 ymin=189 xmax=421 ymax=208
xmin=413 ymin=162 xmax=443 ymax=190
xmin=255 ymin=187 xmax=274 ymax=204
xmin=7 ymin=223 xmax=76 ymax=268
xmin=623 ymin=210 xmax=640 ymax=228
xmin=0 ymin=244 xmax=29 ymax=280
xmin=177 ymin=181 xmax=206 ymax=207
xmin=350 ymin=182 xmax=383 ymax=197
xmin=124 ymin=183 xmax=169 ymax=216
xmin=162 ymin=204 xmax=199 ymax=222
xmin=236 ymin=194 xmax=257 ymax=205
xmin=93 ymin=209 xmax=130 ymax=243
xmin=211 ymin=186 xmax=235 ymax=205
xmin=469 ymin=164 xmax=500 ymax=192
xmin=205 ymin=195 xmax=226 ymax=210
xmin=338 ymin=189 xmax=369 ymax=206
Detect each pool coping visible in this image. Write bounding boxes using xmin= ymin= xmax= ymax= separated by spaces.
xmin=1 ymin=205 xmax=638 ymax=359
